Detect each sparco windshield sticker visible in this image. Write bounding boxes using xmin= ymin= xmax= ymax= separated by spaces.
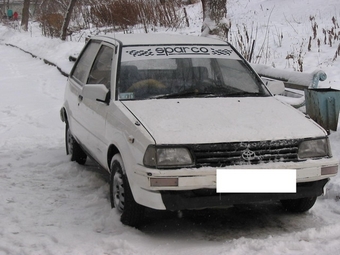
xmin=122 ymin=45 xmax=240 ymax=61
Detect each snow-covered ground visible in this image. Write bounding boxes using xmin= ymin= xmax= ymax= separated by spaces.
xmin=1 ymin=0 xmax=340 ymax=254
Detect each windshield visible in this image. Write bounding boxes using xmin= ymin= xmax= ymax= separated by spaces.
xmin=117 ymin=46 xmax=270 ymax=100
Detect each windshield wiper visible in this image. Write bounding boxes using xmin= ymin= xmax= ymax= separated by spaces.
xmin=150 ymin=89 xmax=265 ymax=99
xmin=151 ymin=90 xmax=214 ymax=99
xmin=226 ymin=92 xmax=264 ymax=97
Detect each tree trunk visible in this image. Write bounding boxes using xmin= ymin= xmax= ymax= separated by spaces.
xmin=60 ymin=0 xmax=77 ymax=41
xmin=201 ymin=0 xmax=229 ymax=39
xmin=21 ymin=0 xmax=30 ymax=31
xmin=31 ymin=0 xmax=40 ymax=17
xmin=2 ymin=0 xmax=5 ymax=17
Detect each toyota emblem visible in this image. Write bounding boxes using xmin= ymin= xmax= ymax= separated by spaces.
xmin=241 ymin=148 xmax=257 ymax=161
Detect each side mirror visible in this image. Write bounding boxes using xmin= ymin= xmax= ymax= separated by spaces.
xmin=82 ymin=84 xmax=109 ymax=104
xmin=263 ymin=78 xmax=285 ymax=95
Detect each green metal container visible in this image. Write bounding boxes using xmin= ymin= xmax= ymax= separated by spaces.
xmin=305 ymin=88 xmax=340 ymax=131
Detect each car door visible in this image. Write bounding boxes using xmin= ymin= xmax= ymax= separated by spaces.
xmin=66 ymin=40 xmax=101 ymax=146
xmin=77 ymin=43 xmax=115 ymax=165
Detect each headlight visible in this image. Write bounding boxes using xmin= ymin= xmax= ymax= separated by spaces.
xmin=143 ymin=145 xmax=194 ymax=168
xmin=298 ymin=138 xmax=331 ymax=159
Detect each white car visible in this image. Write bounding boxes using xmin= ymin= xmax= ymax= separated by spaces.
xmin=60 ymin=33 xmax=338 ymax=227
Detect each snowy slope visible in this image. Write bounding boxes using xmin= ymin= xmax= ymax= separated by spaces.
xmin=1 ymin=0 xmax=340 ymax=254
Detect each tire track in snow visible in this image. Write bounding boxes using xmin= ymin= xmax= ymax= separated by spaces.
xmin=0 ymin=45 xmax=66 ymax=144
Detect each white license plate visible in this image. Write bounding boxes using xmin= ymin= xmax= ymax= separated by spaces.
xmin=216 ymin=169 xmax=296 ymax=193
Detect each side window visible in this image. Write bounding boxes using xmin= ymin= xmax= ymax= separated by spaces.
xmin=72 ymin=40 xmax=101 ymax=84
xmin=87 ymin=45 xmax=114 ymax=89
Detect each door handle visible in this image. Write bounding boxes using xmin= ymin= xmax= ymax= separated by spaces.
xmin=78 ymin=95 xmax=83 ymax=106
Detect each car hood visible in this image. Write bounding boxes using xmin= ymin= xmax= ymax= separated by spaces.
xmin=122 ymin=97 xmax=326 ymax=144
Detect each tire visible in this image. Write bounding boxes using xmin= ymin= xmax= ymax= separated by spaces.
xmin=65 ymin=124 xmax=87 ymax=165
xmin=110 ymin=154 xmax=144 ymax=227
xmin=280 ymin=196 xmax=317 ymax=213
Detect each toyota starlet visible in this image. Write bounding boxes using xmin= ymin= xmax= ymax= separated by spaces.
xmin=60 ymin=34 xmax=338 ymax=227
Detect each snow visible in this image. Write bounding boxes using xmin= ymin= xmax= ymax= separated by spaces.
xmin=1 ymin=0 xmax=340 ymax=254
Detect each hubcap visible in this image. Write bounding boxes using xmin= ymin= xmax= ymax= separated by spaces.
xmin=113 ymin=170 xmax=125 ymax=213
xmin=66 ymin=128 xmax=73 ymax=155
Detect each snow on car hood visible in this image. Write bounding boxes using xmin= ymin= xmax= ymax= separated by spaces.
xmin=122 ymin=97 xmax=326 ymax=144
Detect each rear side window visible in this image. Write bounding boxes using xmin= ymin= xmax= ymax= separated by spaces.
xmin=72 ymin=40 xmax=101 ymax=84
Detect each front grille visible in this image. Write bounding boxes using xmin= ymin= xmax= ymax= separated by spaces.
xmin=187 ymin=139 xmax=301 ymax=167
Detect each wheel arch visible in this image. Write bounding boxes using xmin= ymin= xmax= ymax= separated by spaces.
xmin=60 ymin=107 xmax=68 ymax=124
xmin=107 ymin=144 xmax=120 ymax=172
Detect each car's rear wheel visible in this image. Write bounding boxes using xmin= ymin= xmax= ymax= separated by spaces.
xmin=280 ymin=196 xmax=317 ymax=213
xmin=110 ymin=154 xmax=144 ymax=227
xmin=65 ymin=124 xmax=87 ymax=165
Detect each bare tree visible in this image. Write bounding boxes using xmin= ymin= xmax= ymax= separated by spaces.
xmin=21 ymin=0 xmax=30 ymax=31
xmin=2 ymin=0 xmax=6 ymax=17
xmin=60 ymin=0 xmax=77 ymax=40
xmin=31 ymin=0 xmax=41 ymax=17
xmin=201 ymin=0 xmax=230 ymax=39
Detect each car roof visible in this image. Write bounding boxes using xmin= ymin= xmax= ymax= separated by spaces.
xmin=91 ymin=33 xmax=229 ymax=46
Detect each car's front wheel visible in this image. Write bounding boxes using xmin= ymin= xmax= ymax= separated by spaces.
xmin=65 ymin=124 xmax=87 ymax=165
xmin=110 ymin=154 xmax=144 ymax=227
xmin=280 ymin=196 xmax=317 ymax=213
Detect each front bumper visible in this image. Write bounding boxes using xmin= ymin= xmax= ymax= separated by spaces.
xmin=140 ymin=158 xmax=338 ymax=189
xmin=130 ymin=158 xmax=338 ymax=210
xmin=160 ymin=178 xmax=329 ymax=210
